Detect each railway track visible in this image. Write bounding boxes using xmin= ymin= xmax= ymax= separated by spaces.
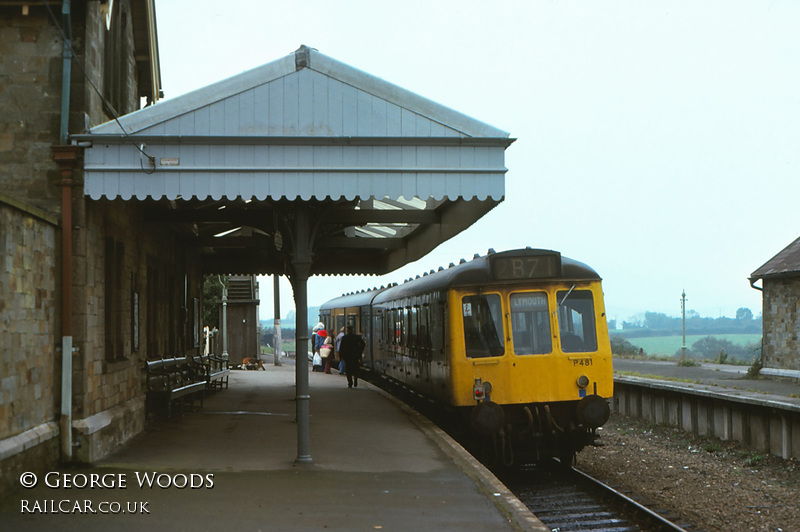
xmin=365 ymin=371 xmax=692 ymax=531
xmin=500 ymin=461 xmax=690 ymax=531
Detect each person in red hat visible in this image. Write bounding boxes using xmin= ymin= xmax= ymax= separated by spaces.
xmin=312 ymin=325 xmax=327 ymax=372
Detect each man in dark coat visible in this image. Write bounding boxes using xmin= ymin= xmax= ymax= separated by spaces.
xmin=338 ymin=325 xmax=365 ymax=388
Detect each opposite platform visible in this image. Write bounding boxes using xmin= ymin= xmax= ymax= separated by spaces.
xmin=0 ymin=358 xmax=546 ymax=531
xmin=613 ymin=358 xmax=800 ymax=407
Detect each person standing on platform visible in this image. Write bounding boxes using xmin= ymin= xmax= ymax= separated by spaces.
xmin=335 ymin=327 xmax=346 ymax=374
xmin=312 ymin=323 xmax=326 ymax=372
xmin=321 ymin=334 xmax=334 ymax=374
xmin=338 ymin=325 xmax=365 ymax=388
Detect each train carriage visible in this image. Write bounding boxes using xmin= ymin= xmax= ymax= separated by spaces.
xmin=320 ymin=248 xmax=613 ymax=465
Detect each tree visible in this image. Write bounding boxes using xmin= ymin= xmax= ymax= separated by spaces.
xmin=610 ymin=335 xmax=642 ymax=357
xmin=736 ymin=307 xmax=754 ymax=321
xmin=644 ymin=312 xmax=679 ymax=330
xmin=202 ymin=274 xmax=228 ymax=329
xmin=687 ymin=336 xmax=741 ymax=360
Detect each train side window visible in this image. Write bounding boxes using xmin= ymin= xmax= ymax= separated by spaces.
xmin=386 ymin=309 xmax=395 ymax=345
xmin=419 ymin=304 xmax=431 ymax=349
xmin=461 ymin=294 xmax=505 ymax=358
xmin=375 ymin=312 xmax=383 ymax=343
xmin=393 ymin=308 xmax=402 ymax=345
xmin=509 ymin=292 xmax=552 ymax=355
xmin=402 ymin=308 xmax=410 ymax=346
xmin=556 ymin=290 xmax=598 ymax=353
xmin=409 ymin=306 xmax=418 ymax=348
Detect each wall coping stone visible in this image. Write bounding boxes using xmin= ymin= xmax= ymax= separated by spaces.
xmin=0 ymin=422 xmax=59 ymax=462
xmin=72 ymin=396 xmax=145 ymax=436
xmin=0 ymin=192 xmax=59 ymax=226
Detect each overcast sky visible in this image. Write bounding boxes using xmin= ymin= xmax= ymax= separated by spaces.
xmin=156 ymin=0 xmax=800 ymax=323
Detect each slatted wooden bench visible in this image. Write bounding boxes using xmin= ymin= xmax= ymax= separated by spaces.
xmin=145 ymin=357 xmax=207 ymax=418
xmin=193 ymin=354 xmax=230 ymax=390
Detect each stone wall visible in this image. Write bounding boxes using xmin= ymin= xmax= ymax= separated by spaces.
xmin=68 ymin=197 xmax=204 ymax=462
xmin=1 ymin=0 xmax=190 ymax=473
xmin=761 ymin=277 xmax=800 ymax=371
xmin=0 ymin=6 xmax=68 ymax=216
xmin=0 ymin=200 xmax=60 ymax=495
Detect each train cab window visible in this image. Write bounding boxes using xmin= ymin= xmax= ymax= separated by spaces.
xmin=556 ymin=289 xmax=598 ymax=353
xmin=462 ymin=294 xmax=505 ymax=358
xmin=509 ymin=292 xmax=552 ymax=355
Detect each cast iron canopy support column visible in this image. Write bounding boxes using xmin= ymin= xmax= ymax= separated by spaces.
xmin=290 ymin=207 xmax=312 ymax=463
xmin=273 ymin=275 xmax=282 ymax=366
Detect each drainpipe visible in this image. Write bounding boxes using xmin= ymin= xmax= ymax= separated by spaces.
xmin=54 ymin=0 xmax=75 ymax=462
xmin=58 ymin=0 xmax=72 ymax=145
xmin=52 ymin=146 xmax=80 ymax=462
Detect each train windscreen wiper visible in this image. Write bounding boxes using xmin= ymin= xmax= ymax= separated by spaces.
xmin=558 ymin=284 xmax=576 ymax=308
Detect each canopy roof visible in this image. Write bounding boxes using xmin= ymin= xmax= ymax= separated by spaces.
xmin=77 ymin=46 xmax=514 ymax=276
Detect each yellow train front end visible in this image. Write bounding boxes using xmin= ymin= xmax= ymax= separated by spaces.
xmin=447 ymin=274 xmax=613 ymax=464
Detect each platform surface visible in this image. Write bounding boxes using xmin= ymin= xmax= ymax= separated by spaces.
xmin=1 ymin=358 xmax=545 ymax=531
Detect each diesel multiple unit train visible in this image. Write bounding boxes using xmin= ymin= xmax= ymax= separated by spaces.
xmin=319 ymin=248 xmax=613 ymax=465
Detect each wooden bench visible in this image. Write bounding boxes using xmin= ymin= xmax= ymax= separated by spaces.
xmin=145 ymin=357 xmax=207 ymax=418
xmin=193 ymin=354 xmax=230 ymax=390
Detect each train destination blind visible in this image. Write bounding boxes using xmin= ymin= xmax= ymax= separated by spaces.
xmin=490 ymin=253 xmax=561 ymax=280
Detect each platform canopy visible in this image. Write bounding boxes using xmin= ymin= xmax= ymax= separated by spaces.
xmin=77 ymin=45 xmax=514 ymax=276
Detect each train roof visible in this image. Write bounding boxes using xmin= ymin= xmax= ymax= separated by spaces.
xmin=320 ymin=248 xmax=601 ymax=310
xmin=319 ymin=288 xmax=389 ymax=311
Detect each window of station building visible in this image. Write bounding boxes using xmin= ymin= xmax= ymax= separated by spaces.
xmin=461 ymin=294 xmax=505 ymax=358
xmin=510 ymin=292 xmax=552 ymax=355
xmin=556 ymin=289 xmax=598 ymax=353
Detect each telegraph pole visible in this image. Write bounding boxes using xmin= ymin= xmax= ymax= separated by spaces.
xmin=680 ymin=289 xmax=687 ymax=364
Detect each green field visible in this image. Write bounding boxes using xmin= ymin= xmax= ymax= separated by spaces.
xmin=620 ymin=334 xmax=761 ymax=358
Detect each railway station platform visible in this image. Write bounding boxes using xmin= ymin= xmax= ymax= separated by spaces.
xmin=613 ymin=358 xmax=800 ymax=408
xmin=0 ymin=357 xmax=546 ymax=532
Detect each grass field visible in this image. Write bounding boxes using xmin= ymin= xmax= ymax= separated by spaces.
xmin=619 ymin=334 xmax=761 ymax=359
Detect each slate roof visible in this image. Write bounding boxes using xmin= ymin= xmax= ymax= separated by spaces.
xmin=751 ymin=235 xmax=800 ymax=281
